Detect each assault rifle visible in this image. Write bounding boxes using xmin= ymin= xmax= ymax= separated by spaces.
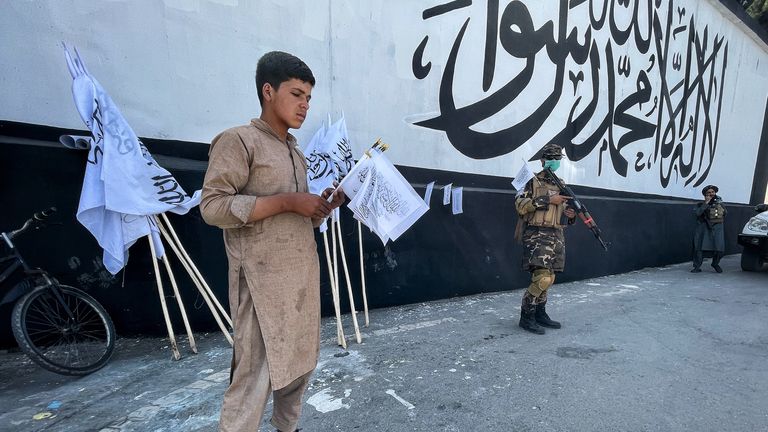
xmin=544 ymin=168 xmax=608 ymax=251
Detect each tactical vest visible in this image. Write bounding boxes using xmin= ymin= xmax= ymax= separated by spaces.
xmin=708 ymin=203 xmax=725 ymax=224
xmin=524 ymin=178 xmax=565 ymax=228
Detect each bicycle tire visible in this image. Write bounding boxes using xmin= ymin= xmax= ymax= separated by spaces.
xmin=11 ymin=284 xmax=116 ymax=376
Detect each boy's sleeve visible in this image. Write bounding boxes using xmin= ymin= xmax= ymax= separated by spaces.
xmin=200 ymin=131 xmax=259 ymax=229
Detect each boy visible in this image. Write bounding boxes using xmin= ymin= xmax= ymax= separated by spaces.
xmin=201 ymin=51 xmax=344 ymax=432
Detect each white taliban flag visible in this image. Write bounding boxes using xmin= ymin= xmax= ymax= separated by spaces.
xmin=63 ymin=45 xmax=200 ymax=274
xmin=304 ymin=121 xmax=335 ymax=232
xmin=304 ymin=114 xmax=355 ymax=232
xmin=511 ymin=158 xmax=535 ymax=196
xmin=304 ymin=121 xmax=332 ymax=196
xmin=345 ymin=151 xmax=428 ymax=245
xmin=323 ymin=115 xmax=354 ymax=178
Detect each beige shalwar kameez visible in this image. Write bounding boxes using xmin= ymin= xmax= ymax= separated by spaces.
xmin=200 ymin=119 xmax=320 ymax=432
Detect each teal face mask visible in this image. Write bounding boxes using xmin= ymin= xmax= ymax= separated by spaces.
xmin=544 ymin=160 xmax=561 ymax=171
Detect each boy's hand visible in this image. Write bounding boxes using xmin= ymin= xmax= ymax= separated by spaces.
xmin=291 ymin=193 xmax=332 ymax=219
xmin=322 ymin=183 xmax=346 ymax=210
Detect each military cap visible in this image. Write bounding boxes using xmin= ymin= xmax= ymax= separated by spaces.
xmin=541 ymin=143 xmax=564 ymax=160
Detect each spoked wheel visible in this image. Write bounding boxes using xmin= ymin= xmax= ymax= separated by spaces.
xmin=11 ymin=285 xmax=116 ymax=376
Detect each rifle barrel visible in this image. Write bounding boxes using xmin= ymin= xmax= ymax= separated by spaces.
xmin=544 ymin=168 xmax=609 ymax=251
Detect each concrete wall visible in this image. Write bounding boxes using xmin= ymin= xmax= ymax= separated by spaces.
xmin=1 ymin=0 xmax=766 ymax=201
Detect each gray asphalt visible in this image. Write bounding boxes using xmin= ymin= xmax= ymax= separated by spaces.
xmin=1 ymin=254 xmax=766 ymax=432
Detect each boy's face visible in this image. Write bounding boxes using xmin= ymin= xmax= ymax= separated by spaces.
xmin=263 ymin=78 xmax=312 ymax=130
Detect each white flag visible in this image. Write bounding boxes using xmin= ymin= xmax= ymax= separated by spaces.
xmin=346 ymin=151 xmax=428 ymax=244
xmin=338 ymin=141 xmax=387 ymax=200
xmin=323 ymin=115 xmax=354 ymax=178
xmin=348 ymin=168 xmax=389 ymax=244
xmin=511 ymin=159 xmax=535 ymax=196
xmin=339 ymin=156 xmax=374 ymax=200
xmin=63 ymin=45 xmax=200 ymax=274
xmin=304 ymin=122 xmax=333 ymax=195
xmin=304 ymin=115 xmax=355 ymax=232
xmin=303 ymin=123 xmax=333 ymax=232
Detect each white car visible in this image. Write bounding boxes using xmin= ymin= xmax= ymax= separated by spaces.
xmin=738 ymin=204 xmax=768 ymax=271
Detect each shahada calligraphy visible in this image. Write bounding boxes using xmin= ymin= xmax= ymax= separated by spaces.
xmin=412 ymin=0 xmax=728 ymax=188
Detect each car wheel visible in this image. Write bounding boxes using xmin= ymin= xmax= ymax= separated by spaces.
xmin=740 ymin=247 xmax=765 ymax=272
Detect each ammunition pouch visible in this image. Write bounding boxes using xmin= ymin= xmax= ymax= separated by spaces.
xmin=708 ymin=204 xmax=724 ymax=224
xmin=524 ymin=180 xmax=564 ymax=228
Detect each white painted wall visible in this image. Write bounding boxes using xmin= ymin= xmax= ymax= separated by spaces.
xmin=1 ymin=0 xmax=766 ymax=202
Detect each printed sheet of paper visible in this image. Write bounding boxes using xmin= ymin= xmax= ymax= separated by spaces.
xmin=423 ymin=181 xmax=435 ymax=206
xmin=442 ymin=183 xmax=452 ymax=205
xmin=451 ymin=187 xmax=463 ymax=215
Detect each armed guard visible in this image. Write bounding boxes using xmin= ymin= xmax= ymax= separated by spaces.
xmin=514 ymin=143 xmax=576 ymax=334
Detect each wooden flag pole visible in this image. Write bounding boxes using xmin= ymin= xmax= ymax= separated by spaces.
xmin=160 ymin=254 xmax=198 ymax=354
xmin=336 ymin=216 xmax=362 ymax=343
xmin=156 ymin=221 xmax=234 ymax=346
xmin=151 ymin=217 xmax=197 ymax=354
xmin=331 ymin=213 xmax=340 ymax=317
xmin=146 ymin=234 xmax=182 ymax=360
xmin=323 ymin=230 xmax=346 ymax=349
xmin=357 ymin=220 xmax=370 ymax=327
xmin=159 ymin=213 xmax=232 ymax=328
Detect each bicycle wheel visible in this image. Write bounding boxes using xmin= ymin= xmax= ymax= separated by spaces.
xmin=11 ymin=284 xmax=116 ymax=376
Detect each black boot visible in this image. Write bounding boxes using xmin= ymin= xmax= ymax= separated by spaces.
xmin=519 ymin=293 xmax=545 ymax=334
xmin=535 ymin=302 xmax=561 ymax=329
xmin=711 ymin=254 xmax=723 ymax=273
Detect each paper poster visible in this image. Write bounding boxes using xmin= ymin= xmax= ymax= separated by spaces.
xmin=451 ymin=187 xmax=463 ymax=215
xmin=424 ymin=181 xmax=435 ymax=206
xmin=442 ymin=183 xmax=452 ymax=205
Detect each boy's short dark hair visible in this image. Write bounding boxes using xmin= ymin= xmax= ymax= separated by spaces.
xmin=255 ymin=51 xmax=315 ymax=106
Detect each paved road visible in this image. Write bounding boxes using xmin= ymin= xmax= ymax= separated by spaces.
xmin=1 ymin=255 xmax=766 ymax=432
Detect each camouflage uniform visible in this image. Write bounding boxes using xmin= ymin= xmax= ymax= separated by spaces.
xmin=514 ymin=143 xmax=574 ymax=334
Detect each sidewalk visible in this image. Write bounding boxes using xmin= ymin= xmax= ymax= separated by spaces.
xmin=1 ymin=255 xmax=766 ymax=431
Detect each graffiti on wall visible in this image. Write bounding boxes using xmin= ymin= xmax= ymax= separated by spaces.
xmin=412 ymin=0 xmax=728 ymax=188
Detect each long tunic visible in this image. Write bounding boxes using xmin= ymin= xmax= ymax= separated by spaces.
xmin=693 ymin=201 xmax=727 ymax=253
xmin=200 ymin=118 xmax=320 ymax=390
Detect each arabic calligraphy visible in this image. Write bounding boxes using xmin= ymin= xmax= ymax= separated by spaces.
xmin=412 ymin=0 xmax=728 ymax=188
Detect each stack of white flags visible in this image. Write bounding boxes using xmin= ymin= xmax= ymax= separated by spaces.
xmin=342 ymin=150 xmax=428 ymax=245
xmin=304 ymin=115 xmax=354 ymax=231
xmin=63 ymin=45 xmax=200 ymax=274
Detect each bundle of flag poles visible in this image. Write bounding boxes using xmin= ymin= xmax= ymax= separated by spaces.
xmin=305 ymin=119 xmax=428 ymax=347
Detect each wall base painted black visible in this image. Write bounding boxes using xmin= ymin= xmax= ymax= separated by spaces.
xmin=0 ymin=129 xmax=757 ymax=347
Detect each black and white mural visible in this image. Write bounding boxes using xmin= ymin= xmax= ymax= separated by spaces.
xmin=1 ymin=0 xmax=765 ymax=203
xmin=412 ymin=0 xmax=728 ymax=192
